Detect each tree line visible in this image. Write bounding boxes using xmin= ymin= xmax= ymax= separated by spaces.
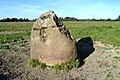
xmin=60 ymin=15 xmax=120 ymax=21
xmin=0 ymin=15 xmax=120 ymax=22
xmin=0 ymin=18 xmax=37 ymax=22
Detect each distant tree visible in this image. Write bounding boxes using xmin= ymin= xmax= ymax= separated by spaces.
xmin=107 ymin=18 xmax=111 ymax=21
xmin=64 ymin=17 xmax=70 ymax=21
xmin=59 ymin=17 xmax=64 ymax=21
xmin=117 ymin=15 xmax=120 ymax=21
xmin=64 ymin=17 xmax=78 ymax=21
xmin=6 ymin=18 xmax=11 ymax=22
xmin=79 ymin=19 xmax=89 ymax=21
xmin=26 ymin=18 xmax=29 ymax=21
xmin=100 ymin=18 xmax=103 ymax=21
xmin=2 ymin=18 xmax=6 ymax=22
xmin=91 ymin=18 xmax=96 ymax=21
xmin=114 ymin=19 xmax=118 ymax=21
xmin=86 ymin=19 xmax=90 ymax=21
xmin=11 ymin=18 xmax=18 ymax=22
xmin=18 ymin=18 xmax=30 ymax=22
xmin=0 ymin=18 xmax=31 ymax=22
xmin=32 ymin=19 xmax=37 ymax=21
xmin=19 ymin=18 xmax=23 ymax=21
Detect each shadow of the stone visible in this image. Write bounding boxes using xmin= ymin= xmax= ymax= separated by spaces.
xmin=0 ymin=74 xmax=9 ymax=80
xmin=76 ymin=37 xmax=95 ymax=67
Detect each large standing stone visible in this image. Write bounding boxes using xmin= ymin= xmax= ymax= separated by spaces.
xmin=30 ymin=10 xmax=77 ymax=66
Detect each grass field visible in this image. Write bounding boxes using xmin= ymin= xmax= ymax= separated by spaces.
xmin=0 ymin=22 xmax=32 ymax=31
xmin=0 ymin=21 xmax=120 ymax=80
xmin=65 ymin=21 xmax=120 ymax=46
xmin=0 ymin=21 xmax=120 ymax=46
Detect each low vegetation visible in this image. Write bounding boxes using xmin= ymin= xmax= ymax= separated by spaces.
xmin=0 ymin=21 xmax=120 ymax=79
xmin=29 ymin=59 xmax=47 ymax=69
xmin=114 ymin=56 xmax=120 ymax=61
xmin=52 ymin=59 xmax=80 ymax=71
xmin=0 ymin=21 xmax=120 ymax=47
xmin=0 ymin=22 xmax=32 ymax=31
xmin=29 ymin=58 xmax=80 ymax=71
xmin=0 ymin=32 xmax=30 ymax=50
xmin=2 ymin=21 xmax=120 ymax=46
xmin=64 ymin=21 xmax=120 ymax=46
xmin=0 ymin=21 xmax=120 ymax=70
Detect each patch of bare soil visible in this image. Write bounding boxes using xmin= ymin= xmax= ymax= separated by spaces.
xmin=0 ymin=39 xmax=120 ymax=80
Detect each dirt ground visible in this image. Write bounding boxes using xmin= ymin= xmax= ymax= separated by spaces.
xmin=0 ymin=34 xmax=120 ymax=80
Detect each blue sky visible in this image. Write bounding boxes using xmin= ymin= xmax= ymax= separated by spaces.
xmin=0 ymin=0 xmax=120 ymax=19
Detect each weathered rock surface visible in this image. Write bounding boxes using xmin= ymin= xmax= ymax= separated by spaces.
xmin=30 ymin=10 xmax=77 ymax=65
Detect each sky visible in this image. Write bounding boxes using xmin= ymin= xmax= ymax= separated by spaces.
xmin=0 ymin=0 xmax=120 ymax=19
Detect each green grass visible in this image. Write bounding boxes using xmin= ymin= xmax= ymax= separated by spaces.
xmin=0 ymin=32 xmax=30 ymax=50
xmin=1 ymin=21 xmax=120 ymax=71
xmin=29 ymin=59 xmax=47 ymax=69
xmin=29 ymin=58 xmax=80 ymax=71
xmin=52 ymin=59 xmax=80 ymax=71
xmin=0 ymin=21 xmax=120 ymax=46
xmin=64 ymin=21 xmax=120 ymax=46
xmin=0 ymin=22 xmax=33 ymax=31
xmin=114 ymin=56 xmax=120 ymax=61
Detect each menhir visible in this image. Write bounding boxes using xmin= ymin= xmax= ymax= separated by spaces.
xmin=30 ymin=10 xmax=77 ymax=66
